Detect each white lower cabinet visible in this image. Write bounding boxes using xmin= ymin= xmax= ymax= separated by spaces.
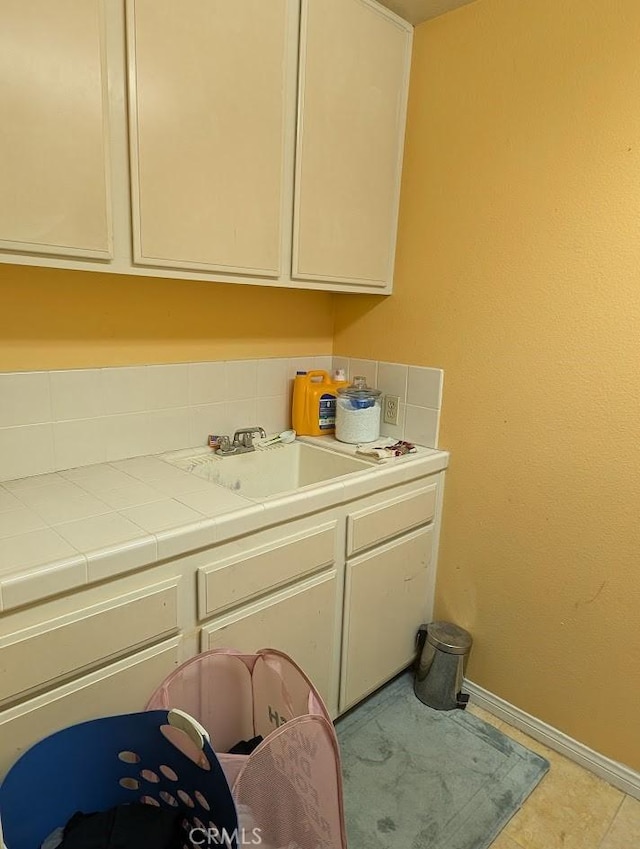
xmin=202 ymin=572 xmax=339 ymax=714
xmin=340 ymin=526 xmax=434 ymax=712
xmin=0 ymin=470 xmax=444 ymax=777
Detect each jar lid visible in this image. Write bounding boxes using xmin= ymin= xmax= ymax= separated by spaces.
xmin=337 ymin=375 xmax=382 ymax=400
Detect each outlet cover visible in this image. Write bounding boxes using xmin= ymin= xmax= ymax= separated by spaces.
xmin=384 ymin=394 xmax=400 ymax=426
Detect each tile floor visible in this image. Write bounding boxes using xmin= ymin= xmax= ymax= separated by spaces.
xmin=465 ymin=704 xmax=640 ymax=849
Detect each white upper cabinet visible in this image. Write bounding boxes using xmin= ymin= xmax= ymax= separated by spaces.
xmin=0 ymin=0 xmax=112 ymax=259
xmin=292 ymin=0 xmax=412 ymax=290
xmin=127 ymin=0 xmax=294 ymax=277
xmin=0 ymin=0 xmax=412 ymax=293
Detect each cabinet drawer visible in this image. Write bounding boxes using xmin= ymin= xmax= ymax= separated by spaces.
xmin=198 ymin=521 xmax=337 ymax=619
xmin=0 ymin=638 xmax=181 ymax=779
xmin=347 ymin=483 xmax=436 ymax=556
xmin=0 ymin=579 xmax=180 ymax=708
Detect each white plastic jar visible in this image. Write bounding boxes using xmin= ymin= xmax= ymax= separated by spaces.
xmin=335 ymin=376 xmax=382 ymax=444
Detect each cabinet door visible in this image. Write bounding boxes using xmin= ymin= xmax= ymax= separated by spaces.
xmin=0 ymin=0 xmax=112 ymax=258
xmin=202 ymin=573 xmax=339 ymax=715
xmin=127 ymin=0 xmax=294 ymax=277
xmin=293 ymin=0 xmax=412 ymax=289
xmin=341 ymin=526 xmax=433 ymax=712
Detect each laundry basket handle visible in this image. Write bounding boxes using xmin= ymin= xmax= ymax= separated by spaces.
xmin=167 ymin=708 xmax=210 ymax=750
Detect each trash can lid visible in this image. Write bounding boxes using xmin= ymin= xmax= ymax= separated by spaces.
xmin=427 ymin=621 xmax=473 ymax=655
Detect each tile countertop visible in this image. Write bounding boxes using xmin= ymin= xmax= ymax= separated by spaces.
xmin=0 ymin=437 xmax=449 ymax=613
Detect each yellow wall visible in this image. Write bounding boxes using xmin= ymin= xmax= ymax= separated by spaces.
xmin=334 ymin=0 xmax=640 ymax=770
xmin=0 ymin=264 xmax=334 ymax=371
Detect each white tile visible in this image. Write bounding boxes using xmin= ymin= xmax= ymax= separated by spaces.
xmin=313 ymin=356 xmax=333 ymax=373
xmin=87 ymin=481 xmax=164 ymax=510
xmin=176 ymin=487 xmax=253 ymax=517
xmin=19 ymin=486 xmax=112 ymax=525
xmin=50 ymin=369 xmax=105 ymax=420
xmin=0 ymin=424 xmax=55 ymax=482
xmin=188 ymin=362 xmax=227 ymax=406
xmin=226 ymin=399 xmax=257 ymax=433
xmin=53 ymin=418 xmax=107 ymax=472
xmin=256 ymin=396 xmax=290 ymax=436
xmin=121 ymin=499 xmax=204 ymax=533
xmin=146 ymin=408 xmax=190 ymax=454
xmin=61 ymin=464 xmax=134 ymax=488
xmin=12 ymin=478 xmax=80 ymax=501
xmin=256 ymin=358 xmax=289 ymax=398
xmin=349 ymin=359 xmax=378 ymax=389
xmin=379 ymin=401 xmax=407 ymax=441
xmin=407 ymin=366 xmax=444 ymax=409
xmin=0 ymin=486 xmax=22 ymax=512
xmin=377 ymin=362 xmax=408 ymax=402
xmin=332 ymin=357 xmax=350 ymax=380
xmin=155 ymin=519 xmax=216 ymax=561
xmin=404 ymin=405 xmax=440 ymax=449
xmin=0 ymin=528 xmax=79 ymax=575
xmin=111 ymin=455 xmax=175 ymax=480
xmin=0 ymin=371 xmax=51 ymax=427
xmin=287 ymin=356 xmax=317 ymax=378
xmin=146 ymin=364 xmax=189 ymax=410
xmin=3 ymin=471 xmax=62 ymax=491
xmin=149 ymin=472 xmax=215 ymax=497
xmin=0 ymin=507 xmax=47 ymax=539
xmin=55 ymin=512 xmax=149 ymax=551
xmin=261 ymin=481 xmax=345 ymax=523
xmin=102 ymin=366 xmax=147 ymax=415
xmin=86 ymin=536 xmax=156 ymax=582
xmin=213 ymin=504 xmax=266 ymax=543
xmin=104 ymin=413 xmax=148 ymax=462
xmin=226 ymin=360 xmax=258 ymax=402
xmin=1 ymin=555 xmax=87 ymax=610
xmin=188 ymin=403 xmax=230 ymax=448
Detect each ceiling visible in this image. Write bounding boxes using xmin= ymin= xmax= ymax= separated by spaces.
xmin=377 ymin=0 xmax=476 ymax=25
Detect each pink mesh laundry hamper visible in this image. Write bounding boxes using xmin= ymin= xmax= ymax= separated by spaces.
xmin=146 ymin=648 xmax=347 ymax=849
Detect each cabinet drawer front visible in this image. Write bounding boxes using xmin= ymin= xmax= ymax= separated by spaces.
xmin=0 ymin=580 xmax=180 ymax=707
xmin=201 ymin=573 xmax=337 ymax=711
xmin=341 ymin=527 xmax=433 ymax=712
xmin=0 ymin=639 xmax=181 ymax=779
xmin=198 ymin=522 xmax=337 ymax=619
xmin=347 ymin=484 xmax=436 ymax=556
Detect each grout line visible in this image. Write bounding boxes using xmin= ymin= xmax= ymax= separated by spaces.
xmin=597 ymin=794 xmax=626 ymax=849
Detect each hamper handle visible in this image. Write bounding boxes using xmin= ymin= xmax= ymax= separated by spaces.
xmin=167 ymin=708 xmax=210 ymax=750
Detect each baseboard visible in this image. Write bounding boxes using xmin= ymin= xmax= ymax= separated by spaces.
xmin=463 ymin=679 xmax=640 ymax=800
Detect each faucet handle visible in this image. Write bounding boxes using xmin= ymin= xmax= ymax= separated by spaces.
xmin=216 ymin=435 xmax=232 ymax=453
xmin=232 ymin=426 xmax=267 ymax=448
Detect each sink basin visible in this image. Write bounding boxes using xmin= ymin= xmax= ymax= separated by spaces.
xmin=161 ymin=442 xmax=374 ymax=499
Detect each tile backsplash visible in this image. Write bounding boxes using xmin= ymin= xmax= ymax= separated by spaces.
xmin=0 ymin=356 xmax=331 ymax=482
xmin=0 ymin=354 xmax=443 ymax=481
xmin=332 ymin=356 xmax=443 ymax=449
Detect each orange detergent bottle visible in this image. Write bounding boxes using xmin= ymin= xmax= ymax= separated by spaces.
xmin=292 ymin=370 xmax=344 ymax=436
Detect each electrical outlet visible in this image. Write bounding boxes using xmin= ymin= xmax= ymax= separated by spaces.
xmin=383 ymin=394 xmax=400 ymax=426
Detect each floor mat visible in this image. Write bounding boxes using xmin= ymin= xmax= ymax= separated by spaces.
xmin=336 ymin=675 xmax=549 ymax=849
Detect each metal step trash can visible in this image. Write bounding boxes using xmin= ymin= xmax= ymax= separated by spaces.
xmin=414 ymin=621 xmax=473 ymax=710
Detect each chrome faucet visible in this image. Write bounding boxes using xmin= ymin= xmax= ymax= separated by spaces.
xmin=215 ymin=426 xmax=266 ymax=456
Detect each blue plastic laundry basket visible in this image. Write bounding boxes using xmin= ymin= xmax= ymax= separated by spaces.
xmin=0 ymin=709 xmax=238 ymax=849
